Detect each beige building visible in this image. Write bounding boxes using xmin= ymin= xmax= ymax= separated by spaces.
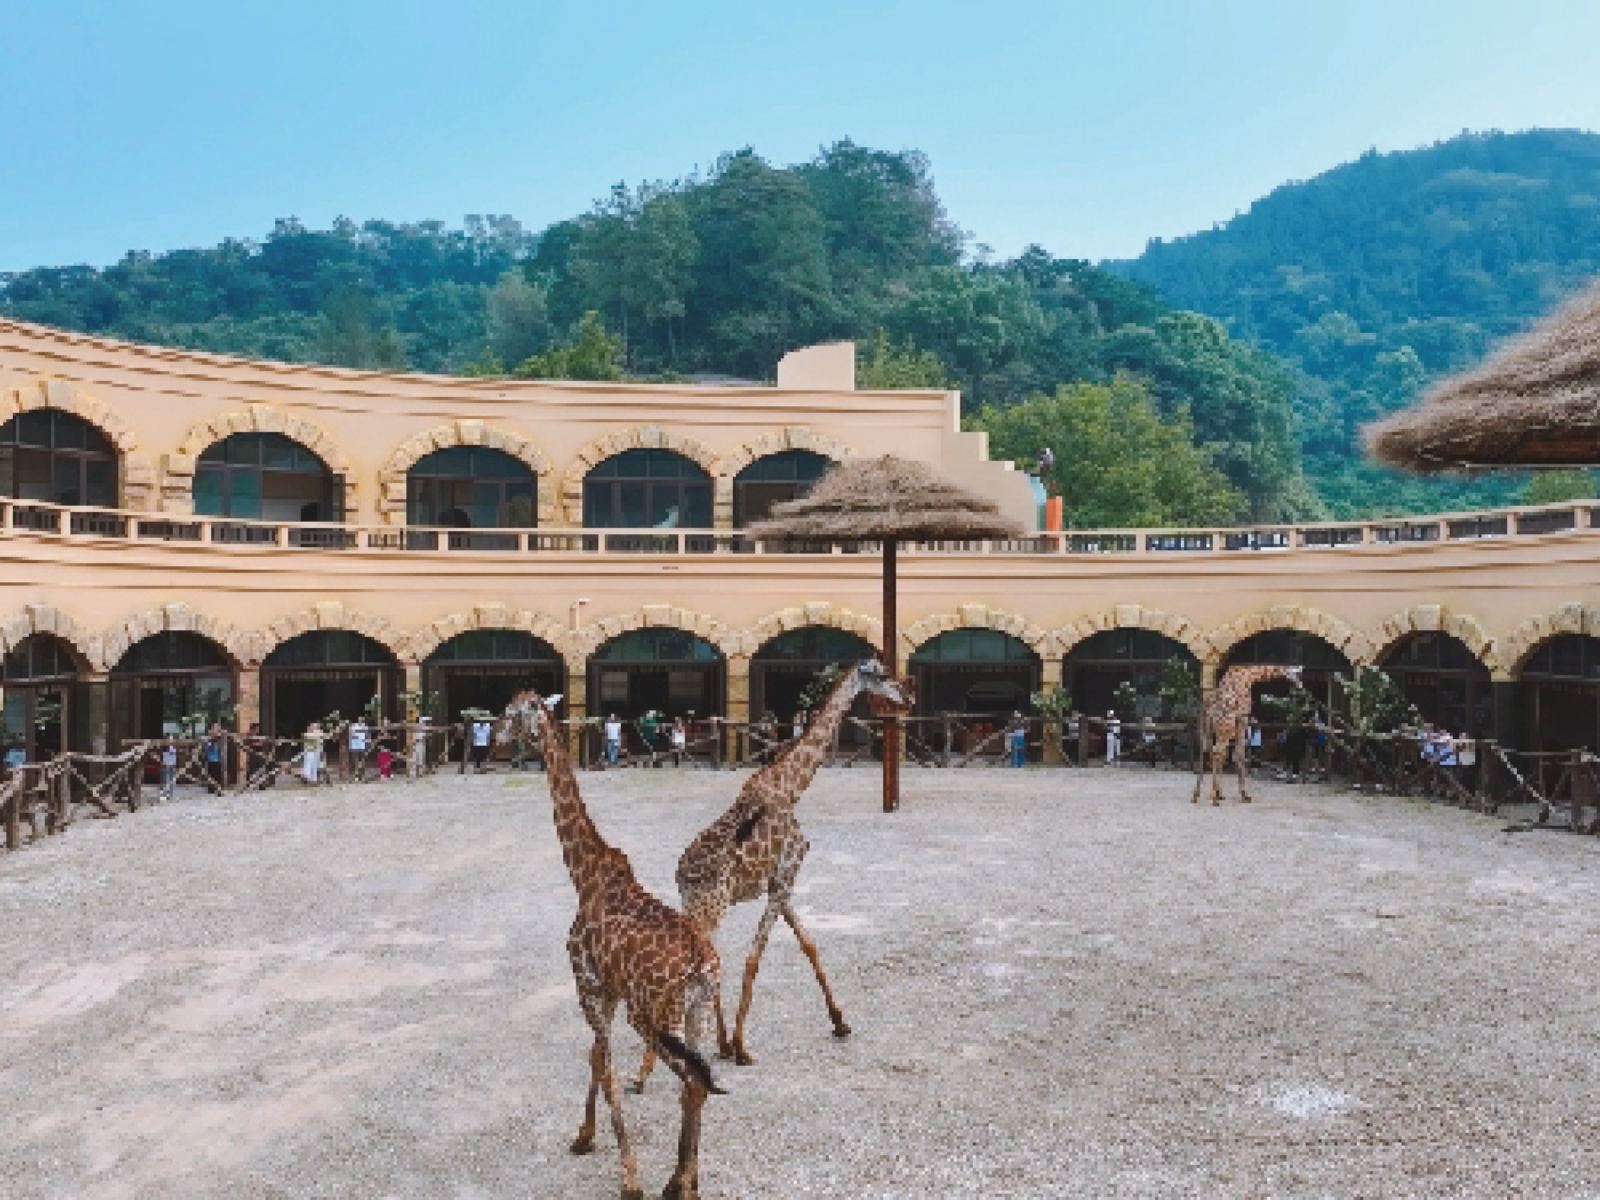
xmin=1 ymin=317 xmax=1598 ymax=763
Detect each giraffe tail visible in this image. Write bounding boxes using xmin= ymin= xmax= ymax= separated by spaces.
xmin=653 ymin=1030 xmax=727 ymax=1095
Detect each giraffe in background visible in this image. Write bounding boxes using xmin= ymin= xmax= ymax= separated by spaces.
xmin=1192 ymin=664 xmax=1304 ymax=805
xmin=634 ymin=660 xmax=912 ymax=1090
xmin=510 ymin=691 xmax=724 ymax=1200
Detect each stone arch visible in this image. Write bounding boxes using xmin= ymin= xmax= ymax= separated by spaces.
xmin=100 ymin=602 xmax=247 ymax=673
xmin=0 ymin=603 xmax=98 ymax=673
xmin=1053 ymin=604 xmax=1208 ymax=663
xmin=746 ymin=602 xmax=883 ymax=657
xmin=166 ymin=404 xmax=357 ymax=517
xmin=253 ymin=602 xmax=407 ymax=666
xmin=904 ymin=604 xmax=1055 ymax=659
xmin=575 ymin=604 xmax=742 ymax=661
xmin=1205 ymin=605 xmax=1376 ymax=668
xmin=1373 ymin=604 xmax=1501 ymax=676
xmin=1 ymin=377 xmax=154 ymax=509
xmin=1498 ymin=602 xmax=1600 ymax=677
xmin=720 ymin=427 xmax=855 ymax=481
xmin=379 ymin=420 xmax=555 ymax=526
xmin=409 ymin=604 xmax=575 ymax=666
xmin=561 ymin=426 xmax=724 ymax=526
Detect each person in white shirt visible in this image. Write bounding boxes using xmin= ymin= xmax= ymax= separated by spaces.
xmin=1105 ymin=710 xmax=1121 ymax=765
xmin=159 ymin=737 xmax=179 ymax=799
xmin=470 ymin=717 xmax=493 ymax=772
xmin=302 ymin=723 xmax=325 ymax=784
xmin=670 ymin=717 xmax=687 ymax=767
xmin=604 ymin=714 xmax=623 ymax=766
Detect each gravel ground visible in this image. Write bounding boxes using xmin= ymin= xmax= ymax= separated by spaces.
xmin=1 ymin=766 xmax=1598 ymax=1200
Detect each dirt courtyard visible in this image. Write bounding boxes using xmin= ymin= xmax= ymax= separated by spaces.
xmin=1 ymin=766 xmax=1597 ymax=1199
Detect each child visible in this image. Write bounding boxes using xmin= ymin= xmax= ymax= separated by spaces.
xmin=160 ymin=736 xmax=179 ymax=799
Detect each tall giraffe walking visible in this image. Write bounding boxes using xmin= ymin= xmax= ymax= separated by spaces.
xmin=1192 ymin=664 xmax=1304 ymax=805
xmin=511 ymin=692 xmax=725 ymax=1200
xmin=634 ymin=660 xmax=911 ymax=1090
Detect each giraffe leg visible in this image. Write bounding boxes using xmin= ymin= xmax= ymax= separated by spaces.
xmin=1211 ymin=735 xmax=1228 ymax=805
xmin=730 ymin=896 xmax=785 ymax=1066
xmin=1236 ymin=730 xmax=1254 ymax=804
xmin=569 ymin=949 xmax=643 ymax=1198
xmin=782 ymin=901 xmax=850 ymax=1038
xmin=629 ymin=1043 xmax=657 ymax=1094
xmin=662 ymin=978 xmax=717 ymax=1200
xmin=1191 ymin=728 xmax=1209 ymax=804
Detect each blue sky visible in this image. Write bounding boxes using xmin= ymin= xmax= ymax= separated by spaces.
xmin=3 ymin=0 xmax=1597 ymax=272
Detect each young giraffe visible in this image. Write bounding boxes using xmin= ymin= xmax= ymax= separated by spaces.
xmin=1191 ymin=664 xmax=1304 ymax=805
xmin=633 ymin=660 xmax=911 ymax=1091
xmin=509 ymin=691 xmax=725 ymax=1200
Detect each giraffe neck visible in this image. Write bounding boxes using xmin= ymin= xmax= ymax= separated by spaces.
xmin=536 ymin=705 xmax=610 ymax=888
xmin=759 ymin=670 xmax=860 ymax=807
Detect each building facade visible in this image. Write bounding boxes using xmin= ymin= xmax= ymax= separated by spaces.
xmin=2 ymin=317 xmax=1599 ymax=760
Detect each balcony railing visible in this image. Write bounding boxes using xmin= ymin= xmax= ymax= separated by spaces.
xmin=0 ymin=498 xmax=1593 ymax=559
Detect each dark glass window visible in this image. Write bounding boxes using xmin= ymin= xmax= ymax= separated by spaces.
xmin=111 ymin=632 xmax=232 ymax=676
xmin=733 ymin=450 xmax=830 ymax=527
xmin=407 ymin=447 xmax=536 ymax=529
xmin=1066 ymin=629 xmax=1192 ymax=664
xmin=1383 ymin=632 xmax=1485 ymax=674
xmin=2 ymin=634 xmax=79 ymax=683
xmin=753 ymin=627 xmax=874 ymax=662
xmin=1522 ymin=635 xmax=1600 ymax=680
xmin=194 ymin=433 xmax=337 ymax=522
xmin=592 ymin=629 xmax=722 ymax=663
xmin=1225 ymin=630 xmax=1350 ymax=671
xmin=0 ymin=410 xmax=118 ymax=507
xmin=263 ymin=631 xmax=396 ymax=670
xmin=583 ymin=450 xmax=712 ymax=529
xmin=425 ymin=630 xmax=561 ymax=664
xmin=910 ymin=629 xmax=1038 ymax=664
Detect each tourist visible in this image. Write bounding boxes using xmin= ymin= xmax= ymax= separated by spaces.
xmin=302 ymin=722 xmax=324 ymax=784
xmin=604 ymin=713 xmax=623 ymax=766
xmin=1247 ymin=718 xmax=1263 ymax=766
xmin=1455 ymin=731 xmax=1477 ymax=791
xmin=1437 ymin=728 xmax=1459 ymax=786
xmin=409 ymin=716 xmax=429 ymax=780
xmin=470 ymin=715 xmax=493 ymax=772
xmin=1141 ymin=717 xmax=1158 ymax=767
xmin=203 ymin=723 xmax=225 ymax=793
xmin=670 ymin=717 xmax=687 ymax=766
xmin=375 ymin=736 xmax=394 ymax=780
xmin=159 ymin=735 xmax=178 ymax=799
xmin=1105 ymin=710 xmax=1121 ymax=765
xmin=1008 ymin=714 xmax=1027 ymax=767
xmin=1064 ymin=711 xmax=1082 ymax=764
xmin=641 ymin=709 xmax=661 ymax=764
xmin=348 ymin=717 xmax=369 ymax=781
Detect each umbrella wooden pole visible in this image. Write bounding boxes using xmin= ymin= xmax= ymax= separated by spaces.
xmin=882 ymin=538 xmax=900 ymax=813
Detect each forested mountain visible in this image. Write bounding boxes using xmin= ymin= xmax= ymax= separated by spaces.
xmin=1118 ymin=129 xmax=1600 ymax=514
xmin=0 ymin=141 xmax=1312 ymax=525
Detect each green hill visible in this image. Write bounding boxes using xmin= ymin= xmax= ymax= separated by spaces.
xmin=1117 ymin=129 xmax=1600 ymax=514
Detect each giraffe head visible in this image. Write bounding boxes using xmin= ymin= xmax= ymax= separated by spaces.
xmin=852 ymin=659 xmax=912 ymax=713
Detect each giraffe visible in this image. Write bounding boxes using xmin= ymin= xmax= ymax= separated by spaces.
xmin=1191 ymin=664 xmax=1304 ymax=805
xmin=507 ymin=691 xmax=725 ymax=1200
xmin=633 ymin=659 xmax=912 ymax=1091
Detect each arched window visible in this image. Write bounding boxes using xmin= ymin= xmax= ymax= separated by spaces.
xmin=193 ymin=433 xmax=338 ymax=522
xmin=750 ymin=626 xmax=876 ymax=729
xmin=109 ymin=631 xmax=236 ymax=745
xmin=588 ymin=628 xmax=724 ymax=725
xmin=1379 ymin=632 xmax=1491 ymax=737
xmin=583 ymin=450 xmax=712 ymax=529
xmin=733 ymin=450 xmax=830 ymax=527
xmin=1518 ymin=635 xmax=1600 ymax=756
xmin=2 ymin=633 xmax=83 ymax=762
xmin=262 ymin=631 xmax=400 ymax=736
xmin=407 ymin=446 xmax=536 ymax=529
xmin=1064 ymin=629 xmax=1196 ymax=720
xmin=1223 ymin=630 xmax=1351 ymax=715
xmin=910 ymin=629 xmax=1040 ymax=717
xmin=0 ymin=410 xmax=118 ymax=507
xmin=423 ymin=629 xmax=564 ymax=723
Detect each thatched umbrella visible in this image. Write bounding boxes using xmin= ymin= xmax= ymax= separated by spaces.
xmin=747 ymin=455 xmax=1023 ymax=812
xmin=1367 ymin=281 xmax=1600 ymax=470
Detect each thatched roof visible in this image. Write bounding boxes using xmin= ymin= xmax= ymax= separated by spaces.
xmin=746 ymin=455 xmax=1024 ymax=542
xmin=1366 ymin=281 xmax=1600 ymax=470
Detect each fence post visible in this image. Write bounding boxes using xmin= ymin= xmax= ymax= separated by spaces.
xmin=53 ymin=767 xmax=71 ymax=834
